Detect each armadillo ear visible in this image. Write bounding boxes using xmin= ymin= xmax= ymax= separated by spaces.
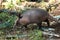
xmin=19 ymin=14 xmax=23 ymax=18
xmin=17 ymin=13 xmax=22 ymax=18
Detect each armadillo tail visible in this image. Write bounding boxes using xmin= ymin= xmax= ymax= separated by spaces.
xmin=48 ymin=14 xmax=58 ymax=23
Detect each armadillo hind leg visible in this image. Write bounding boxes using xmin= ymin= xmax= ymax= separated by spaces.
xmin=45 ymin=19 xmax=50 ymax=26
xmin=37 ymin=22 xmax=42 ymax=30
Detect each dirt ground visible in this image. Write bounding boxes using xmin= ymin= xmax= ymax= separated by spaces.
xmin=44 ymin=23 xmax=60 ymax=40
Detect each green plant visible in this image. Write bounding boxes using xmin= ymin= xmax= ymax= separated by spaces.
xmin=0 ymin=12 xmax=17 ymax=28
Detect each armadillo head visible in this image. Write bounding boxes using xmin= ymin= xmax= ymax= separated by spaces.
xmin=19 ymin=17 xmax=30 ymax=25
